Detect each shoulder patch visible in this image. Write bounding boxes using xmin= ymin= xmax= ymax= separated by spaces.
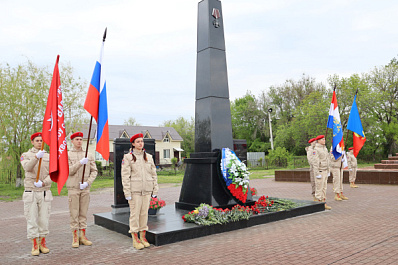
xmin=20 ymin=155 xmax=24 ymax=161
xmin=313 ymin=151 xmax=316 ymax=155
xmin=122 ymin=159 xmax=124 ymax=165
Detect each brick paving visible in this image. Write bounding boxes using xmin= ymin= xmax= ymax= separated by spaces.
xmin=1 ymin=178 xmax=397 ymax=265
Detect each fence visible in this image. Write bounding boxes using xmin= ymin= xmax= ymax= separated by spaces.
xmin=247 ymin=152 xmax=265 ymax=167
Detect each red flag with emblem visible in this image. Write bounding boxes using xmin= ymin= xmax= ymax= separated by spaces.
xmin=42 ymin=55 xmax=69 ymax=195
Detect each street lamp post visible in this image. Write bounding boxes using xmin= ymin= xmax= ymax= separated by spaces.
xmin=267 ymin=108 xmax=274 ymax=150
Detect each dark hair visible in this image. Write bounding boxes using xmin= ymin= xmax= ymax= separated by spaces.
xmin=131 ymin=140 xmax=147 ymax=162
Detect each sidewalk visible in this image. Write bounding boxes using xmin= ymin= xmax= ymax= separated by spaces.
xmin=1 ymin=178 xmax=397 ymax=264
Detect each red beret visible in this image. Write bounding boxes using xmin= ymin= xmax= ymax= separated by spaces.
xmin=130 ymin=133 xmax=144 ymax=143
xmin=308 ymin=138 xmax=315 ymax=144
xmin=348 ymin=147 xmax=354 ymax=150
xmin=315 ymin=135 xmax=325 ymax=141
xmin=30 ymin=132 xmax=42 ymax=141
xmin=71 ymin=132 xmax=83 ymax=139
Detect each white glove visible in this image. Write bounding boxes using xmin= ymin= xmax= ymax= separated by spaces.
xmin=350 ymin=169 xmax=353 ymax=171
xmin=80 ymin=182 xmax=89 ymax=190
xmin=36 ymin=150 xmax=46 ymax=159
xmin=151 ymin=195 xmax=157 ymax=198
xmin=315 ymin=175 xmax=322 ymax=179
xmin=80 ymin=157 xmax=89 ymax=165
xmin=327 ymin=172 xmax=330 ymax=177
xmin=125 ymin=197 xmax=132 ymax=201
xmin=34 ymin=180 xmax=43 ymax=188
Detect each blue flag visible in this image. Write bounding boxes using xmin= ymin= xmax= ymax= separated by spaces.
xmin=347 ymin=94 xmax=366 ymax=157
xmin=347 ymin=95 xmax=364 ymax=137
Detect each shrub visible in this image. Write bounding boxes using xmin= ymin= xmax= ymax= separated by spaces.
xmin=95 ymin=161 xmax=103 ymax=176
xmin=267 ymin=147 xmax=291 ymax=167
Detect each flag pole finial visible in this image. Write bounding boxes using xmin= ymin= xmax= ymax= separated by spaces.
xmin=103 ymin=27 xmax=107 ymax=42
xmin=355 ymin=88 xmax=358 ymax=96
xmin=333 ymin=83 xmax=336 ymax=91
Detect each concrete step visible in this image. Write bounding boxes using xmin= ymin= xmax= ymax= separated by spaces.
xmin=374 ymin=163 xmax=398 ymax=169
xmin=381 ymin=160 xmax=398 ymax=164
xmin=388 ymin=156 xmax=398 ymax=160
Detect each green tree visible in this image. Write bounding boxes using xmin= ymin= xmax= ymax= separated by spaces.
xmin=61 ymin=62 xmax=90 ymax=134
xmin=123 ymin=117 xmax=141 ymax=126
xmin=162 ymin=116 xmax=194 ymax=158
xmin=365 ymin=63 xmax=398 ymax=155
xmin=262 ymin=74 xmax=327 ymax=125
xmin=0 ymin=60 xmax=89 ymax=185
xmin=0 ymin=61 xmax=48 ymax=185
xmin=231 ymin=92 xmax=264 ymax=151
xmin=286 ymin=91 xmax=330 ymax=155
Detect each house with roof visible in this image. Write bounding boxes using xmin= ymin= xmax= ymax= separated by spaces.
xmin=73 ymin=125 xmax=184 ymax=167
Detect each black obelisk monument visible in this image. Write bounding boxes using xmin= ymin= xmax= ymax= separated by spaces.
xmin=176 ymin=0 xmax=252 ymax=210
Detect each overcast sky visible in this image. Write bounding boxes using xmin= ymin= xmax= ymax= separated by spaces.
xmin=1 ymin=0 xmax=398 ymax=126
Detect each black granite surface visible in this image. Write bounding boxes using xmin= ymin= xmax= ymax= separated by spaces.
xmin=94 ymin=198 xmax=325 ymax=246
xmin=112 ymin=138 xmax=156 ymax=209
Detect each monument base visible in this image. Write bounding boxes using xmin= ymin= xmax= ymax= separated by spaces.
xmin=94 ymin=198 xmax=324 ymax=246
xmin=176 ymin=151 xmax=255 ymax=211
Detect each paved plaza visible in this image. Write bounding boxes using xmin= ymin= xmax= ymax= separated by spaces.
xmin=1 ymin=178 xmax=397 ymax=265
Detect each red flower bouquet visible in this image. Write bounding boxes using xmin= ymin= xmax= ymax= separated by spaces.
xmin=149 ymin=197 xmax=166 ymax=210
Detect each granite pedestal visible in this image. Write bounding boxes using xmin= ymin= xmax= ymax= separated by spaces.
xmin=94 ymin=198 xmax=324 ymax=246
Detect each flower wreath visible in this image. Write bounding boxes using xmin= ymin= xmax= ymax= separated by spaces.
xmin=220 ymin=148 xmax=250 ymax=203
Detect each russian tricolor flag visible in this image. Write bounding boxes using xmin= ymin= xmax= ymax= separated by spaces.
xmin=84 ymin=32 xmax=109 ymax=161
xmin=327 ymin=90 xmax=344 ymax=159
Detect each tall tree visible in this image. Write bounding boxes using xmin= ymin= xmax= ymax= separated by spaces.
xmin=123 ymin=117 xmax=141 ymax=126
xmin=230 ymin=92 xmax=265 ymax=151
xmin=61 ymin=62 xmax=90 ymax=134
xmin=365 ymin=62 xmax=398 ymax=155
xmin=161 ymin=116 xmax=194 ymax=158
xmin=264 ymin=74 xmax=326 ymax=125
xmin=0 ymin=60 xmax=89 ymax=185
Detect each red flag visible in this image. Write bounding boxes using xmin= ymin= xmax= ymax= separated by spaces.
xmin=353 ymin=132 xmax=366 ymax=157
xmin=42 ymin=55 xmax=69 ymax=195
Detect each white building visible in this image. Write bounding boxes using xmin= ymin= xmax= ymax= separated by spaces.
xmin=73 ymin=125 xmax=184 ymax=167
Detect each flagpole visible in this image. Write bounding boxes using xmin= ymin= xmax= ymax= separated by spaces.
xmin=81 ymin=28 xmax=107 ymax=184
xmin=35 ymin=143 xmax=45 ymax=182
xmin=81 ymin=116 xmax=93 ymax=184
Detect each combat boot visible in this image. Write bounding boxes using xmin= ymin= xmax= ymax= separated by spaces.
xmin=72 ymin=230 xmax=79 ymax=248
xmin=31 ymin=238 xmax=40 ymax=256
xmin=132 ymin=232 xmax=144 ymax=250
xmin=334 ymin=193 xmax=342 ymax=201
xmin=324 ymin=203 xmax=332 ymax=210
xmin=139 ymin=230 xmax=150 ymax=248
xmin=350 ymin=182 xmax=358 ymax=188
xmin=340 ymin=192 xmax=349 ymax=200
xmin=39 ymin=237 xmax=50 ymax=254
xmin=79 ymin=229 xmax=92 ymax=246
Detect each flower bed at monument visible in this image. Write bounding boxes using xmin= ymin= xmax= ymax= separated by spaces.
xmin=182 ymin=195 xmax=300 ymax=226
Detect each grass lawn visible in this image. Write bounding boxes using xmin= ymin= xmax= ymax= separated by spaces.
xmin=0 ymin=178 xmax=114 ymax=202
xmin=249 ymin=168 xmax=276 ymax=179
xmin=0 ymin=168 xmax=275 ymax=202
xmin=358 ymin=163 xmax=375 ymax=168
